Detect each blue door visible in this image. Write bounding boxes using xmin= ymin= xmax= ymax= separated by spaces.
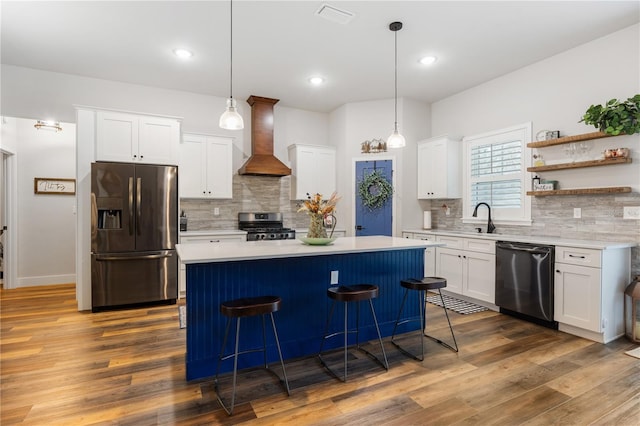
xmin=355 ymin=160 xmax=393 ymax=236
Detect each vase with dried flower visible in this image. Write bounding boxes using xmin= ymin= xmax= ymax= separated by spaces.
xmin=298 ymin=192 xmax=340 ymax=239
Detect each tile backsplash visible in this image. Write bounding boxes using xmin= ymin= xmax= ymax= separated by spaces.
xmin=180 ymin=176 xmax=639 ymax=276
xmin=179 ymin=175 xmax=309 ymax=231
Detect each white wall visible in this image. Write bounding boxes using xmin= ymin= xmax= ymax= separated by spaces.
xmin=1 ymin=64 xmax=332 ymax=183
xmin=16 ymin=118 xmax=76 ymax=286
xmin=432 ymin=23 xmax=640 ymax=192
xmin=331 ymin=97 xmax=430 ymax=236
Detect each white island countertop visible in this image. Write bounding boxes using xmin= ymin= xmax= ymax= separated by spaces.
xmin=177 ymin=236 xmax=443 ymax=264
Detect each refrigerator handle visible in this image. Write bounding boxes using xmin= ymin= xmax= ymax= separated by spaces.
xmin=136 ymin=177 xmax=142 ymax=235
xmin=128 ymin=177 xmax=134 ymax=236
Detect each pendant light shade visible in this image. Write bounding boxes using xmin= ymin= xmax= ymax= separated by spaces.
xmin=387 ymin=21 xmax=405 ymax=148
xmin=219 ymin=0 xmax=244 ymax=130
xmin=219 ymin=98 xmax=244 ymax=130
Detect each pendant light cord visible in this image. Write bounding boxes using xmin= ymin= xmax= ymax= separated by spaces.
xmin=394 ymin=27 xmax=398 ymax=131
xmin=229 ymin=0 xmax=234 ymax=100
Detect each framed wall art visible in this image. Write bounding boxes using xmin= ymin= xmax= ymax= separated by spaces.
xmin=34 ymin=178 xmax=76 ymax=195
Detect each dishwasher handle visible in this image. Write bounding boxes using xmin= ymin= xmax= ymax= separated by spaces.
xmin=496 ymin=241 xmax=554 ymax=255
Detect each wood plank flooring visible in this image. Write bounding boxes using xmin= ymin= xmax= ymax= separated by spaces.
xmin=1 ymin=284 xmax=638 ymax=425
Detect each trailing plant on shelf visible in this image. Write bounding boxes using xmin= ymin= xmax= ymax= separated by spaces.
xmin=579 ymin=94 xmax=640 ymax=135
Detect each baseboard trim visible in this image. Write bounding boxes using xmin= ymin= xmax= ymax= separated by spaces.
xmin=17 ymin=274 xmax=76 ymax=287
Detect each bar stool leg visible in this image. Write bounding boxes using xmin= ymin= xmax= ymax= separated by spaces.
xmin=343 ymin=301 xmax=348 ymax=381
xmin=423 ymin=289 xmax=458 ymax=353
xmin=392 ymin=287 xmax=426 ymax=361
xmin=368 ymin=299 xmax=389 ymax=370
xmin=269 ymin=312 xmax=290 ymax=395
xmin=215 ymin=316 xmax=242 ymax=415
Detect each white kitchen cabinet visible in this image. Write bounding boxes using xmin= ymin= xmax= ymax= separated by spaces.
xmin=96 ymin=111 xmax=180 ymax=165
xmin=554 ymin=245 xmax=631 ymax=343
xmin=435 ymin=235 xmax=495 ymax=303
xmin=179 ymin=133 xmax=233 ymax=199
xmin=403 ymin=232 xmax=437 ymax=277
xmin=288 ymin=144 xmax=336 ymax=200
xmin=178 ymin=232 xmax=246 ymax=297
xmin=417 ymin=135 xmax=461 ymax=199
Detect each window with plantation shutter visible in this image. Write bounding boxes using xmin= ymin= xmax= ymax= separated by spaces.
xmin=463 ymin=123 xmax=532 ymax=225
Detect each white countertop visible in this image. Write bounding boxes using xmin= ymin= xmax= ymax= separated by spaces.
xmin=403 ymin=229 xmax=636 ymax=250
xmin=177 ymin=236 xmax=443 ymax=264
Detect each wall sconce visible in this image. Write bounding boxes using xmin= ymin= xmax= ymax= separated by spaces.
xmin=34 ymin=120 xmax=62 ymax=132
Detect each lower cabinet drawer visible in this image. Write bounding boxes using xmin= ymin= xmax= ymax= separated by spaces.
xmin=556 ymin=246 xmax=601 ymax=268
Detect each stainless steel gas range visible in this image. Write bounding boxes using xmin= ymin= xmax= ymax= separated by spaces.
xmin=238 ymin=212 xmax=296 ymax=241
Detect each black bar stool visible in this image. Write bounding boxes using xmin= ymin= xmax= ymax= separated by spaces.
xmin=215 ymin=295 xmax=290 ymax=415
xmin=318 ymin=284 xmax=389 ymax=382
xmin=391 ymin=277 xmax=458 ymax=361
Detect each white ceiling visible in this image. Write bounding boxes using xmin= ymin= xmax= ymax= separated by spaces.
xmin=2 ymin=1 xmax=639 ymax=113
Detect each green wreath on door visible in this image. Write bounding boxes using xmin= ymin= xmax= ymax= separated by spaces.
xmin=358 ymin=169 xmax=393 ymax=210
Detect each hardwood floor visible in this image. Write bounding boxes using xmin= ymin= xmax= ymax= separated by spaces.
xmin=1 ymin=284 xmax=638 ymax=425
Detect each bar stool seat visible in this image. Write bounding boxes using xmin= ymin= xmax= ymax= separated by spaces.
xmin=215 ymin=295 xmax=290 ymax=415
xmin=391 ymin=277 xmax=458 ymax=361
xmin=318 ymin=284 xmax=389 ymax=382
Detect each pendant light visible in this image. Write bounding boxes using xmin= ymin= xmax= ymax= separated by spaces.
xmin=387 ymin=21 xmax=405 ymax=149
xmin=219 ymin=0 xmax=244 ymax=130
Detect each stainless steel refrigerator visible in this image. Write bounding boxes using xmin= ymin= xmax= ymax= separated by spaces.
xmin=91 ymin=162 xmax=178 ymax=311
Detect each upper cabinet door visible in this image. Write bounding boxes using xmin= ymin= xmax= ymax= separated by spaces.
xmin=417 ymin=135 xmax=461 ymax=199
xmin=96 ymin=111 xmax=180 ymax=165
xmin=205 ymin=137 xmax=233 ymax=199
xmin=179 ymin=133 xmax=233 ymax=199
xmin=96 ymin=111 xmax=138 ymax=162
xmin=138 ymin=116 xmax=180 ymax=165
xmin=288 ymin=144 xmax=336 ymax=200
xmin=179 ymin=134 xmax=208 ymax=198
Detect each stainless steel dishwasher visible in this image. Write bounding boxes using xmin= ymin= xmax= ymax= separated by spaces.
xmin=495 ymin=241 xmax=557 ymax=328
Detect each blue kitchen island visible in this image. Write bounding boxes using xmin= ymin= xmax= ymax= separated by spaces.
xmin=176 ymin=236 xmax=443 ymax=381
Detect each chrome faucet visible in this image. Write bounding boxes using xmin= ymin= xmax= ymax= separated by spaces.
xmin=472 ymin=202 xmax=496 ymax=234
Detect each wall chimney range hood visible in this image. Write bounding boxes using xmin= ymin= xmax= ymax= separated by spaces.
xmin=238 ymin=95 xmax=291 ymax=177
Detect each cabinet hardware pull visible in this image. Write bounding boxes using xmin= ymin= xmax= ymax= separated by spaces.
xmin=556 ymin=270 xmax=560 ymax=273
xmin=209 ymin=240 xmax=220 ymax=243
xmin=568 ymin=254 xmax=586 ymax=259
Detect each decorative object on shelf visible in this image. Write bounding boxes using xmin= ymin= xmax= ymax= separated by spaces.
xmin=624 ymin=276 xmax=640 ymax=343
xmin=535 ymin=130 xmax=560 ymax=142
xmin=298 ymin=192 xmax=341 ymax=238
xmin=532 ymin=154 xmax=545 ymax=167
xmin=387 ymin=21 xmax=405 ymax=148
xmin=219 ymin=0 xmax=244 ymax=130
xmin=605 ymin=147 xmax=630 ymax=159
xmin=358 ymin=169 xmax=393 ymax=210
xmin=532 ymin=175 xmax=541 ymax=190
xmin=579 ymin=94 xmax=640 ymax=136
xmin=361 ymin=138 xmax=387 ymax=154
xmin=34 ymin=120 xmax=62 ymax=132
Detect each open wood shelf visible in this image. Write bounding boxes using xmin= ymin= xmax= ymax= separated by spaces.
xmin=527 ymin=186 xmax=632 ymax=197
xmin=527 ymin=156 xmax=632 ymax=172
xmin=527 ymin=131 xmax=612 ymax=148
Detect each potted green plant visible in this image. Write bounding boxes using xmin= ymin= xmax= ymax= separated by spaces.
xmin=579 ymin=94 xmax=640 ymax=135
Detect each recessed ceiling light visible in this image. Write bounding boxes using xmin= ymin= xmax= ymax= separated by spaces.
xmin=419 ymin=56 xmax=437 ymax=66
xmin=309 ymin=76 xmax=325 ymax=85
xmin=173 ymin=48 xmax=193 ymax=59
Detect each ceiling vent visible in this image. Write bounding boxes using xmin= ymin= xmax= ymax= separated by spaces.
xmin=315 ymin=4 xmax=355 ymax=25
